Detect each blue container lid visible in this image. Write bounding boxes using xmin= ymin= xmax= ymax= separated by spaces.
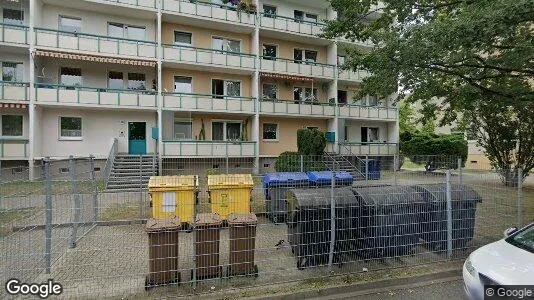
xmin=307 ymin=171 xmax=354 ymax=185
xmin=262 ymin=172 xmax=309 ymax=186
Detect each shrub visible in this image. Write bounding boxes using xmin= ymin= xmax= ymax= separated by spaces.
xmin=297 ymin=128 xmax=326 ymax=156
xmin=274 ymin=151 xmax=326 ymax=172
xmin=401 ymin=132 xmax=468 ymax=171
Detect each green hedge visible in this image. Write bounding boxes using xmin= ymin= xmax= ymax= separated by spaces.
xmin=274 ymin=151 xmax=326 ymax=172
xmin=296 ymin=128 xmax=326 ymax=156
xmin=401 ymin=132 xmax=468 ymax=171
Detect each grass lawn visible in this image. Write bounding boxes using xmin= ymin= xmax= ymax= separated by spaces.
xmin=0 ymin=207 xmax=41 ymax=237
xmin=0 ymin=180 xmax=106 ymax=197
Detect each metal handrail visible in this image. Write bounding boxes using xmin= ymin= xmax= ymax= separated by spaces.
xmin=339 ymin=142 xmax=398 ymax=156
xmin=103 ymin=138 xmax=118 ymax=188
xmin=259 ymin=12 xmax=326 ymax=27
xmin=260 ymin=56 xmax=335 ymax=68
xmin=162 ymin=92 xmax=256 ymax=112
xmin=260 ymin=97 xmax=333 ymax=105
xmin=161 ymin=140 xmax=256 ymax=157
xmin=162 ymin=0 xmax=256 ymax=25
xmin=0 ymin=137 xmax=29 ymax=158
xmin=1 ymin=81 xmax=30 ymax=101
xmin=162 ymin=43 xmax=255 ymax=57
xmin=0 ymin=22 xmax=29 ymax=44
xmin=34 ymin=27 xmax=156 ymax=44
xmin=324 ymin=150 xmax=366 ymax=179
xmin=35 ymin=83 xmax=157 ymax=94
xmin=163 ymin=92 xmax=254 ymax=100
xmin=99 ymin=0 xmax=157 ymax=9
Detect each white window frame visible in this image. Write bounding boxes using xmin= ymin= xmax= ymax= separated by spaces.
xmin=262 ymin=83 xmax=278 ymax=100
xmin=107 ymin=70 xmax=125 ymax=89
xmin=173 ymin=30 xmax=193 ymax=46
xmin=293 ymin=48 xmax=318 ymax=64
xmin=262 ymin=43 xmax=278 ymax=59
xmin=1 ymin=61 xmax=24 ymax=82
xmin=293 ymin=86 xmax=317 ymax=103
xmin=107 ymin=22 xmax=146 ymax=40
xmin=2 ymin=8 xmax=24 ymax=25
xmin=58 ymin=15 xmax=82 ymax=33
xmin=263 ymin=4 xmax=277 ymax=17
xmin=59 ymin=66 xmax=83 ymax=87
xmin=58 ymin=116 xmax=82 ymax=140
xmin=211 ymin=79 xmax=242 ymax=98
xmin=211 ymin=120 xmax=243 ymax=141
xmin=173 ymin=75 xmax=193 ymax=93
xmin=362 ymin=126 xmax=380 ymax=142
xmin=173 ymin=119 xmax=192 ymax=140
xmin=262 ymin=123 xmax=279 ymax=141
xmin=211 ymin=36 xmax=241 ymax=53
xmin=0 ymin=114 xmax=23 ymax=137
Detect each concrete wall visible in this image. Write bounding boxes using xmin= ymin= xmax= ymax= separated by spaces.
xmin=162 ymin=68 xmax=252 ymax=96
xmin=38 ymin=107 xmax=157 ymax=158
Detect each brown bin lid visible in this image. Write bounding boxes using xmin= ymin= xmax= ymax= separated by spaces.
xmin=227 ymin=213 xmax=258 ymax=225
xmin=194 ymin=213 xmax=222 ymax=227
xmin=145 ymin=217 xmax=181 ymax=232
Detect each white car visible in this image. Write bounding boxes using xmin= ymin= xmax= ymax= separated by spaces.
xmin=463 ymin=223 xmax=534 ymax=300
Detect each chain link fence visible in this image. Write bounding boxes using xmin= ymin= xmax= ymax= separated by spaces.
xmin=0 ymin=154 xmax=530 ymax=298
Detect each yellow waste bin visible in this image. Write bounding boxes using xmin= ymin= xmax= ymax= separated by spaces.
xmin=207 ymin=174 xmax=254 ymax=220
xmin=148 ymin=175 xmax=198 ymax=224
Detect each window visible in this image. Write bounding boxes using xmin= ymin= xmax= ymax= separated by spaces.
xmin=1 ymin=115 xmax=23 ymax=136
xmin=294 ymin=87 xmax=317 ymax=103
xmin=263 ymin=123 xmax=278 ymax=140
xmin=60 ymin=67 xmax=82 ymax=86
xmin=212 ymin=121 xmax=242 ymax=141
xmin=262 ymin=44 xmax=277 ymax=60
xmin=108 ymin=22 xmax=146 ymax=40
xmin=3 ymin=9 xmax=23 ymax=25
xmin=59 ymin=117 xmax=82 ymax=138
xmin=338 ymin=90 xmax=348 ymax=105
xmin=127 ymin=73 xmax=146 ymax=90
xmin=173 ymin=120 xmax=192 ymax=140
xmin=1 ymin=62 xmax=23 ymax=82
xmin=361 ymin=127 xmax=379 ymax=143
xmin=212 ymin=79 xmax=241 ymax=98
xmin=212 ymin=37 xmax=240 ymax=53
xmin=174 ymin=31 xmax=192 ymax=46
xmin=294 ymin=49 xmax=317 ymax=63
xmin=263 ymin=5 xmax=277 ymax=17
xmin=59 ymin=16 xmax=81 ymax=33
xmin=306 ymin=126 xmax=319 ymax=130
xmin=174 ymin=76 xmax=192 ymax=93
xmin=108 ymin=71 xmax=124 ymax=89
xmin=368 ymin=95 xmax=379 ymax=106
xmin=294 ymin=10 xmax=318 ymax=23
xmin=337 ymin=55 xmax=346 ymax=66
xmin=262 ymin=83 xmax=277 ymax=99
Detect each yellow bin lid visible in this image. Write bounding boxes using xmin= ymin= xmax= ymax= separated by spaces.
xmin=148 ymin=175 xmax=198 ymax=191
xmin=207 ymin=174 xmax=254 ymax=189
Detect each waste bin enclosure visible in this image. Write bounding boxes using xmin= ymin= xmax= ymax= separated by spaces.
xmin=262 ymin=172 xmax=309 ymax=223
xmin=307 ymin=171 xmax=354 ymax=186
xmin=360 ymin=159 xmax=381 ymax=180
xmin=286 ymin=187 xmax=360 ymax=269
xmin=227 ymin=213 xmax=259 ymax=277
xmin=208 ymin=174 xmax=254 ymax=220
xmin=145 ymin=217 xmax=181 ymax=287
xmin=194 ymin=213 xmax=222 ymax=279
xmin=412 ymin=184 xmax=482 ymax=250
xmin=149 ymin=175 xmax=198 ymax=224
xmin=351 ymin=185 xmax=426 ymax=258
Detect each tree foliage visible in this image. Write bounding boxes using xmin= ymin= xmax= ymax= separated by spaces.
xmin=323 ymin=0 xmax=534 ymax=183
xmin=296 ymin=128 xmax=327 ymax=156
xmin=274 ymin=151 xmax=326 ymax=172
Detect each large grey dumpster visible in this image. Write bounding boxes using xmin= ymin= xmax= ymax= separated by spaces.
xmin=286 ymin=187 xmax=360 ymax=269
xmin=351 ymin=185 xmax=426 ymax=258
xmin=412 ymin=184 xmax=482 ymax=250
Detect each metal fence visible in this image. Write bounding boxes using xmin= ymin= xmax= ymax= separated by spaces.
xmin=0 ymin=154 xmax=531 ymax=298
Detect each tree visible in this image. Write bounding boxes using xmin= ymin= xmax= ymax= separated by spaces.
xmin=296 ymin=128 xmax=326 ymax=156
xmin=399 ymin=101 xmax=417 ymax=134
xmin=323 ymin=0 xmax=534 ymax=183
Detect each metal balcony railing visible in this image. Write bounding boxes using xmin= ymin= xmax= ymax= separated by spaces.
xmin=162 ymin=92 xmax=255 ymax=113
xmin=0 ymin=137 xmax=29 ymax=158
xmin=259 ymin=98 xmax=335 ymax=117
xmin=259 ymin=13 xmax=325 ymax=36
xmin=161 ymin=140 xmax=256 ymax=157
xmin=0 ymin=22 xmax=28 ymax=45
xmin=162 ymin=0 xmax=255 ymax=26
xmin=0 ymin=81 xmax=29 ymax=102
xmin=162 ymin=44 xmax=255 ymax=69
xmin=260 ymin=56 xmax=336 ymax=78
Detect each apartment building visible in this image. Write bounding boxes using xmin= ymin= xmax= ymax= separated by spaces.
xmin=0 ymin=0 xmax=398 ymax=177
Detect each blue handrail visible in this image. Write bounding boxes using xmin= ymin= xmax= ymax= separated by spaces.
xmin=34 ymin=27 xmax=156 ymax=45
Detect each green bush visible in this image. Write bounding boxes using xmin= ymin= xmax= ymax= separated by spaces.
xmin=274 ymin=151 xmax=326 ymax=172
xmin=297 ymin=128 xmax=326 ymax=156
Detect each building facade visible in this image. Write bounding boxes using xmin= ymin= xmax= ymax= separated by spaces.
xmin=0 ymin=0 xmax=398 ymax=177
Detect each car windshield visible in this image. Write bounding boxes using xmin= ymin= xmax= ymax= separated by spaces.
xmin=506 ymin=224 xmax=534 ymax=254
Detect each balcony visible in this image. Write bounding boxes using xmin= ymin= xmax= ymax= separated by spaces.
xmin=35 ymin=84 xmax=157 ymax=108
xmin=0 ymin=23 xmax=28 ymax=46
xmin=337 ymin=69 xmax=370 ymax=83
xmin=259 ymin=14 xmax=325 ymax=37
xmin=162 ymin=44 xmax=255 ymax=71
xmin=95 ymin=0 xmax=157 ymax=9
xmin=0 ymin=138 xmax=28 ymax=159
xmin=338 ymin=104 xmax=397 ymax=120
xmin=162 ymin=140 xmax=256 ymax=157
xmin=162 ymin=0 xmax=255 ymax=26
xmin=163 ymin=93 xmax=255 ymax=114
xmin=259 ymin=98 xmax=335 ymax=118
xmin=260 ymin=57 xmax=335 ymax=79
xmin=1 ymin=82 xmax=29 ymax=102
xmin=34 ymin=28 xmax=157 ymax=59
xmin=331 ymin=142 xmax=398 ymax=156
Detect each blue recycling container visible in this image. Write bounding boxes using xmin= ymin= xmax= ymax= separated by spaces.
xmin=262 ymin=172 xmax=310 ymax=223
xmin=360 ymin=159 xmax=381 ymax=180
xmin=306 ymin=171 xmax=354 ymax=186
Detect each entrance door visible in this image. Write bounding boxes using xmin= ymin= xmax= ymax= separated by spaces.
xmin=128 ymin=122 xmax=146 ymax=155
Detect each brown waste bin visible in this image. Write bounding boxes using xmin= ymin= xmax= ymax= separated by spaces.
xmin=227 ymin=213 xmax=259 ymax=277
xmin=145 ymin=217 xmax=181 ymax=289
xmin=194 ymin=213 xmax=222 ymax=280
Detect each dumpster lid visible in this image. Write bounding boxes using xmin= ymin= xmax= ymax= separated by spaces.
xmin=195 ymin=213 xmax=222 ymax=226
xmin=307 ymin=171 xmax=353 ymax=184
xmin=262 ymin=172 xmax=309 ymax=186
xmin=352 ymin=185 xmax=425 ymax=206
xmin=208 ymin=174 xmax=254 ymax=188
xmin=412 ymin=184 xmax=482 ymax=203
xmin=148 ymin=175 xmax=198 ymax=189
xmin=145 ymin=217 xmax=181 ymax=232
xmin=227 ymin=213 xmax=258 ymax=225
xmin=287 ymin=187 xmax=357 ymax=207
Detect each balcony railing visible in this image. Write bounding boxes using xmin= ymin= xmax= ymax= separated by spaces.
xmin=0 ymin=23 xmax=28 ymax=45
xmin=260 ymin=57 xmax=335 ymax=78
xmin=162 ymin=44 xmax=255 ymax=69
xmin=96 ymin=0 xmax=157 ymax=9
xmin=338 ymin=104 xmax=397 ymax=120
xmin=0 ymin=138 xmax=28 ymax=158
xmin=337 ymin=68 xmax=370 ymax=82
xmin=332 ymin=142 xmax=398 ymax=156
xmin=1 ymin=81 xmax=29 ymax=102
xmin=34 ymin=28 xmax=157 ymax=59
xmin=162 ymin=0 xmax=255 ymax=26
xmin=259 ymin=98 xmax=335 ymax=117
xmin=163 ymin=92 xmax=255 ymax=113
xmin=35 ymin=84 xmax=157 ymax=108
xmin=259 ymin=13 xmax=325 ymax=37
xmin=162 ymin=140 xmax=256 ymax=157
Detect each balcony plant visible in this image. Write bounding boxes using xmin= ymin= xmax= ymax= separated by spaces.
xmin=198 ymin=119 xmax=206 ymax=140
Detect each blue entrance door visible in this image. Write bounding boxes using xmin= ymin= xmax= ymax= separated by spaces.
xmin=128 ymin=122 xmax=147 ymax=155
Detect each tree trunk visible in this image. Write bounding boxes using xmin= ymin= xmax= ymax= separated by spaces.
xmin=499 ymin=168 xmax=519 ymax=187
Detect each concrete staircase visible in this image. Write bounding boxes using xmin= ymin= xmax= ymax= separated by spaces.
xmin=105 ymin=155 xmax=157 ymax=192
xmin=323 ymin=152 xmax=365 ymax=181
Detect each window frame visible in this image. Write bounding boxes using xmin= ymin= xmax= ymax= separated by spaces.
xmin=293 ymin=48 xmax=318 ymax=64
xmin=58 ymin=116 xmax=83 ymax=140
xmin=262 ymin=83 xmax=278 ymax=100
xmin=0 ymin=114 xmax=23 ymax=137
xmin=107 ymin=22 xmax=146 ymax=40
xmin=211 ymin=120 xmax=243 ymax=141
xmin=293 ymin=86 xmax=318 ymax=103
xmin=107 ymin=70 xmax=124 ymax=90
xmin=58 ymin=15 xmax=82 ymax=33
xmin=173 ymin=119 xmax=193 ymax=140
xmin=262 ymin=123 xmax=279 ymax=141
xmin=59 ymin=67 xmax=83 ymax=87
xmin=2 ymin=8 xmax=24 ymax=25
xmin=263 ymin=4 xmax=277 ymax=17
xmin=127 ymin=72 xmax=146 ymax=90
xmin=262 ymin=43 xmax=278 ymax=60
xmin=173 ymin=30 xmax=193 ymax=46
xmin=173 ymin=75 xmax=193 ymax=94
xmin=361 ymin=126 xmax=380 ymax=143
xmin=1 ymin=61 xmax=24 ymax=82
xmin=211 ymin=79 xmax=242 ymax=99
xmin=211 ymin=36 xmax=242 ymax=53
